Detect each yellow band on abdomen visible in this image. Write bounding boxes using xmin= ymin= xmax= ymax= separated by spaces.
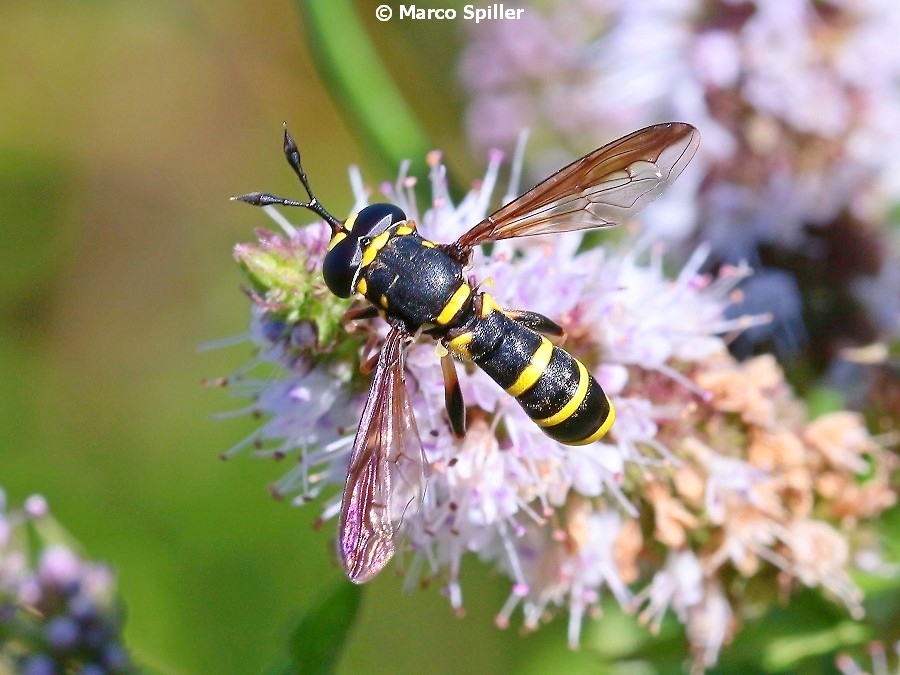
xmin=535 ymin=361 xmax=589 ymax=428
xmin=505 ymin=337 xmax=553 ymax=397
xmin=568 ymin=396 xmax=616 ymax=445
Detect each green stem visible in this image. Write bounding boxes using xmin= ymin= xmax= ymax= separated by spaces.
xmin=299 ymin=0 xmax=432 ymax=173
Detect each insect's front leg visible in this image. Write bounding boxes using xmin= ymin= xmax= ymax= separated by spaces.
xmin=342 ymin=301 xmax=380 ymax=326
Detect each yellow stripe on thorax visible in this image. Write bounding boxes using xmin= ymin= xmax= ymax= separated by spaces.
xmin=535 ymin=360 xmax=589 ymax=427
xmin=435 ymin=283 xmax=471 ymax=325
xmin=327 ymin=231 xmax=347 ymax=251
xmin=505 ymin=337 xmax=553 ymax=397
xmin=359 ymin=230 xmax=392 ymax=268
xmin=329 ymin=211 xmax=359 ymax=250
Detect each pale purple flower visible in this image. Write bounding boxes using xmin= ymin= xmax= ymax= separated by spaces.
xmin=0 ymin=491 xmax=134 ymax=672
xmin=635 ymin=550 xmax=705 ymax=633
xmin=224 ymin=146 xmax=893 ymax=671
xmin=461 ymin=0 xmax=900 ymax=365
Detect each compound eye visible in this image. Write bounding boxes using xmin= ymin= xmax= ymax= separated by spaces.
xmin=322 ymin=203 xmax=407 ymax=298
xmin=322 ymin=239 xmax=355 ymax=297
xmin=349 ymin=203 xmax=407 ymax=238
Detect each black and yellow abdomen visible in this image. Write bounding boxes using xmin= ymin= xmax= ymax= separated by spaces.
xmin=447 ymin=295 xmax=615 ymax=446
xmin=347 ymin=221 xmax=613 ymax=445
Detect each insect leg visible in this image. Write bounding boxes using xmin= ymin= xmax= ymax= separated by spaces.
xmin=343 ymin=303 xmax=380 ymax=324
xmin=440 ymin=353 xmax=466 ymax=438
xmin=359 ymin=333 xmax=382 ymax=374
xmin=504 ymin=309 xmax=567 ymax=344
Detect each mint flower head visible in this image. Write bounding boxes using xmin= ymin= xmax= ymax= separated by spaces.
xmin=0 ymin=492 xmax=135 ymax=674
xmin=222 ymin=146 xmax=894 ymax=670
xmin=460 ymin=0 xmax=900 ymax=372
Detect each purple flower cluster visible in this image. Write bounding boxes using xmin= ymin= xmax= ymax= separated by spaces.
xmin=224 ymin=147 xmax=894 ymax=669
xmin=460 ymin=0 xmax=900 ymax=376
xmin=0 ymin=493 xmax=134 ymax=674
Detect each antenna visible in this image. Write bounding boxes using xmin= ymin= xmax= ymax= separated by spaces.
xmin=232 ymin=127 xmax=345 ymax=235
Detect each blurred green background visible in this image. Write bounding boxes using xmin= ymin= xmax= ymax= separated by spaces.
xmin=1 ymin=1 xmax=895 ymax=674
xmin=0 ymin=1 xmax=586 ymax=673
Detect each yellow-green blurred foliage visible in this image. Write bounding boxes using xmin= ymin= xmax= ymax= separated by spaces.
xmin=0 ymin=1 xmax=620 ymax=673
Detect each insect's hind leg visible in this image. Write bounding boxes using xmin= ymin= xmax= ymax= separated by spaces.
xmin=503 ymin=309 xmax=567 ymax=344
xmin=440 ymin=353 xmax=466 ymax=438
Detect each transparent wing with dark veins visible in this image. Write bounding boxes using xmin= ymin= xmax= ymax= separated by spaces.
xmin=338 ymin=327 xmax=426 ymax=584
xmin=455 ymin=123 xmax=700 ymax=249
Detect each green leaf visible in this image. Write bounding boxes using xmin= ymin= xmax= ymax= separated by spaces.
xmin=271 ymin=582 xmax=364 ymax=675
xmin=709 ymin=590 xmax=871 ymax=674
xmin=298 ymin=0 xmax=432 ymax=174
xmin=804 ymin=386 xmax=846 ymax=417
xmin=761 ymin=620 xmax=870 ymax=672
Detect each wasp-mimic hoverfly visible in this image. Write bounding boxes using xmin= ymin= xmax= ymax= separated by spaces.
xmin=234 ymin=122 xmax=700 ymax=583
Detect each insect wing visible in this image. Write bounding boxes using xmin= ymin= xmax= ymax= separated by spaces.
xmin=338 ymin=327 xmax=426 ymax=584
xmin=455 ymin=123 xmax=700 ymax=249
